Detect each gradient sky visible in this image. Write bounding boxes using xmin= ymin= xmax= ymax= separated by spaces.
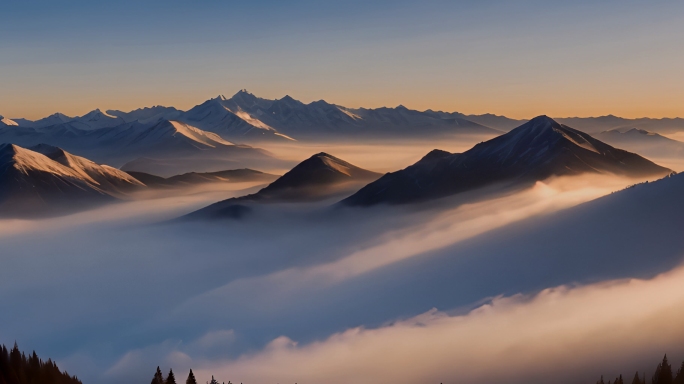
xmin=2 ymin=0 xmax=683 ymax=120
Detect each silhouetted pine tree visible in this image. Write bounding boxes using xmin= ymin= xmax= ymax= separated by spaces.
xmin=0 ymin=343 xmax=81 ymax=384
xmin=631 ymin=372 xmax=643 ymax=384
xmin=186 ymin=369 xmax=197 ymax=384
xmin=208 ymin=375 xmax=219 ymax=384
xmin=674 ymin=361 xmax=684 ymax=384
xmin=166 ymin=369 xmax=177 ymax=384
xmin=151 ymin=366 xmax=165 ymax=384
xmin=653 ymin=355 xmax=674 ymax=384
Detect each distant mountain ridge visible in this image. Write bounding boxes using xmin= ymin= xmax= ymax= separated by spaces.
xmin=0 ymin=119 xmax=277 ymax=176
xmin=0 ymin=143 xmax=283 ymax=217
xmin=595 ymin=128 xmax=684 ymax=159
xmin=8 ymin=91 xmax=684 ymax=139
xmin=556 ymin=115 xmax=684 ymax=134
xmin=5 ymin=90 xmax=501 ymax=143
xmin=342 ymin=116 xmax=673 ymax=206
xmin=126 ymin=169 xmax=278 ymax=189
xmin=176 ymin=90 xmax=500 ymax=141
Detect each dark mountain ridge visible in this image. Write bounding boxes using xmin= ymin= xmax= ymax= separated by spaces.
xmin=126 ymin=168 xmax=278 ymax=189
xmin=342 ymin=116 xmax=673 ymax=206
xmin=183 ymin=152 xmax=381 ymax=220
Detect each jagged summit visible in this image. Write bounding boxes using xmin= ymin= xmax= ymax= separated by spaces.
xmin=72 ymin=108 xmax=125 ymax=129
xmin=342 ymin=117 xmax=673 ymax=206
xmin=230 ymin=89 xmax=263 ymax=102
xmin=106 ymin=106 xmax=181 ymax=124
xmin=82 ymin=108 xmax=106 ymax=116
xmin=49 ymin=112 xmax=71 ymax=120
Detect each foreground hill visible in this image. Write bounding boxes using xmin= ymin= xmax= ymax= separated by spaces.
xmin=183 ymin=153 xmax=381 ymax=219
xmin=342 ymin=116 xmax=672 ymax=206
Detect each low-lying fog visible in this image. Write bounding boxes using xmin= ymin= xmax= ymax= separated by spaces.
xmin=256 ymin=134 xmax=497 ymax=173
xmin=2 ymin=166 xmax=683 ymax=384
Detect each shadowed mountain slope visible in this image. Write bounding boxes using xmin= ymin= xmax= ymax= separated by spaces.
xmin=183 ymin=153 xmax=381 ymax=219
xmin=342 ymin=116 xmax=672 ymax=206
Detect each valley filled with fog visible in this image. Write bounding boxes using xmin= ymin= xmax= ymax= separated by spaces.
xmin=1 ymin=155 xmax=684 ymax=383
xmin=2 ymin=92 xmax=684 ymax=384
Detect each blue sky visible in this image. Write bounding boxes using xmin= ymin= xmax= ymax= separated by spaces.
xmin=2 ymin=0 xmax=683 ymax=119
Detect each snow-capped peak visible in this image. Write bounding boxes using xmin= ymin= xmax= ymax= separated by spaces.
xmin=0 ymin=143 xmax=83 ymax=178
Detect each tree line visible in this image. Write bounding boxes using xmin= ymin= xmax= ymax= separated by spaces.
xmin=597 ymin=355 xmax=684 ymax=384
xmin=0 ymin=343 xmax=81 ymax=384
xmin=151 ymin=366 xmax=234 ymax=384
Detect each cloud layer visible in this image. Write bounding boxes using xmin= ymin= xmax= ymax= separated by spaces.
xmin=188 ymin=265 xmax=684 ymax=384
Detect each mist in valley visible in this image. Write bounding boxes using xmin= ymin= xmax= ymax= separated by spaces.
xmin=1 ymin=166 xmax=682 ymax=384
xmin=254 ymin=134 xmax=498 ymax=174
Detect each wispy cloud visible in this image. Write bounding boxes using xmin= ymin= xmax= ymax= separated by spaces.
xmin=185 ymin=265 xmax=684 ymax=384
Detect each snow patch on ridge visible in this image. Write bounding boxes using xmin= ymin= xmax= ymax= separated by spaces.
xmin=0 ymin=116 xmax=18 ymax=126
xmin=168 ymin=121 xmax=235 ymax=147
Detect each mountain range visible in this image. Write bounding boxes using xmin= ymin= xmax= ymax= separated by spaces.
xmin=342 ymin=116 xmax=672 ymax=206
xmin=176 ymin=90 xmax=500 ymax=141
xmin=0 ymin=119 xmax=278 ymax=176
xmin=0 ymin=143 xmax=281 ymax=217
xmin=5 ymin=91 xmax=684 ymax=143
xmin=2 ymin=90 xmax=501 ymax=146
